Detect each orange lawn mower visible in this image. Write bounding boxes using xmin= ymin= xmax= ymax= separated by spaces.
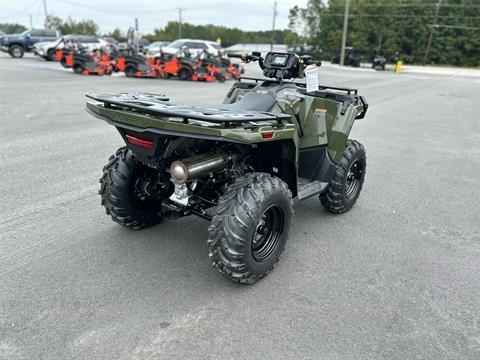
xmin=194 ymin=51 xmax=228 ymax=82
xmin=70 ymin=52 xmax=114 ymax=75
xmin=153 ymin=48 xmax=216 ymax=82
xmin=60 ymin=48 xmax=74 ymax=68
xmin=116 ymin=54 xmax=161 ymax=78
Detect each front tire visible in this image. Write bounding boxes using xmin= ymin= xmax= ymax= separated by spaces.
xmin=208 ymin=173 xmax=293 ymax=284
xmin=47 ymin=49 xmax=56 ymax=61
xmin=99 ymin=147 xmax=166 ymax=229
xmin=72 ymin=63 xmax=84 ymax=74
xmin=125 ymin=65 xmax=136 ymax=77
xmin=177 ymin=67 xmax=191 ymax=81
xmin=320 ymin=140 xmax=366 ymax=213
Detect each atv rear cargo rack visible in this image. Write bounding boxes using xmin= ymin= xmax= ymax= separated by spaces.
xmin=86 ymin=92 xmax=291 ymax=127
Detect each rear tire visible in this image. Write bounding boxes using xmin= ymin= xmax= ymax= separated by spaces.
xmin=177 ymin=67 xmax=191 ymax=81
xmin=9 ymin=45 xmax=24 ymax=58
xmin=320 ymin=140 xmax=366 ymax=213
xmin=99 ymin=147 xmax=165 ymax=229
xmin=207 ymin=173 xmax=293 ymax=284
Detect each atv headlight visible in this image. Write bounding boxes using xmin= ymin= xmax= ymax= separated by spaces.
xmin=170 ymin=161 xmax=189 ymax=184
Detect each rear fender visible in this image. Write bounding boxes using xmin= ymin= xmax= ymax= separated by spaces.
xmin=250 ymin=140 xmax=297 ymax=197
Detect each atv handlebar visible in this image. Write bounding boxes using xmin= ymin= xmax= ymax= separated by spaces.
xmin=301 ymin=55 xmax=322 ymax=67
xmin=229 ymin=52 xmax=322 ymax=82
xmin=228 ymin=52 xmax=264 ymax=69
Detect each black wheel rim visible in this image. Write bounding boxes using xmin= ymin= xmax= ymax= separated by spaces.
xmin=252 ymin=205 xmax=284 ymax=262
xmin=345 ymin=159 xmax=363 ymax=199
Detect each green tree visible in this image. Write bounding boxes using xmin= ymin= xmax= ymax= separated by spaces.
xmin=105 ymin=28 xmax=126 ymax=42
xmin=0 ymin=23 xmax=27 ymax=34
xmin=46 ymin=16 xmax=99 ymax=35
xmin=143 ymin=21 xmax=304 ymax=47
xmin=289 ymin=0 xmax=480 ymax=66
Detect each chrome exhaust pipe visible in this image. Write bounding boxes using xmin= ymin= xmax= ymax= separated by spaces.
xmin=170 ymin=151 xmax=232 ymax=184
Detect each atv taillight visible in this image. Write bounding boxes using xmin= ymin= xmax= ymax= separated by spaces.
xmin=261 ymin=131 xmax=274 ymax=139
xmin=125 ymin=134 xmax=154 ymax=149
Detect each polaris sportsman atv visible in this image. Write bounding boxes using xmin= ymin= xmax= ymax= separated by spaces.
xmin=85 ymin=52 xmax=368 ymax=284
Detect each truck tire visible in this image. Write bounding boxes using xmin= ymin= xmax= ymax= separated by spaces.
xmin=9 ymin=45 xmax=24 ymax=58
xmin=99 ymin=147 xmax=166 ymax=229
xmin=208 ymin=173 xmax=293 ymax=284
xmin=320 ymin=140 xmax=366 ymax=213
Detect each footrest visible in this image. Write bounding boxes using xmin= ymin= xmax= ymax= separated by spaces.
xmin=297 ymin=179 xmax=328 ymax=200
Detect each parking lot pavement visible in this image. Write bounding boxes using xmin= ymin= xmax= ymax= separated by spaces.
xmin=0 ymin=52 xmax=479 ymax=360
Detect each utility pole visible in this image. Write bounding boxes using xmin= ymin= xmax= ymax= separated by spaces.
xmin=29 ymin=14 xmax=33 ymax=29
xmin=178 ymin=8 xmax=183 ymax=38
xmin=270 ymin=0 xmax=278 ymax=51
xmin=422 ymin=0 xmax=442 ymax=65
xmin=340 ymin=0 xmax=350 ymax=66
xmin=134 ymin=18 xmax=139 ymax=54
xmin=42 ymin=0 xmax=49 ymax=28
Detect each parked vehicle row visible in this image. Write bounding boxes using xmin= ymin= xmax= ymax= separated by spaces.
xmin=0 ymin=27 xmax=390 ymax=72
xmin=57 ymin=45 xmax=243 ymax=82
xmin=0 ymin=28 xmax=60 ymax=58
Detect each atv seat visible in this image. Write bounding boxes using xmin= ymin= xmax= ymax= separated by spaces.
xmin=217 ymin=92 xmax=276 ymax=112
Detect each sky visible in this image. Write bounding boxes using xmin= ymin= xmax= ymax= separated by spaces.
xmin=1 ymin=0 xmax=310 ymax=34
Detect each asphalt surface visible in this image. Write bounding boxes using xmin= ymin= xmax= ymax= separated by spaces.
xmin=0 ymin=53 xmax=479 ymax=360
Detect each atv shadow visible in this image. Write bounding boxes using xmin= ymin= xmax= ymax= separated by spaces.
xmin=104 ymin=196 xmax=341 ymax=289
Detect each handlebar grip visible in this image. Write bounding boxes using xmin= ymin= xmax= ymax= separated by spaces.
xmin=301 ymin=55 xmax=321 ymax=67
xmin=227 ymin=53 xmax=243 ymax=58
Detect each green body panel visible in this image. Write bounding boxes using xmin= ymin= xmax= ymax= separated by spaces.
xmin=222 ymin=82 xmax=362 ymax=165
xmin=87 ymin=80 xmax=363 ymax=187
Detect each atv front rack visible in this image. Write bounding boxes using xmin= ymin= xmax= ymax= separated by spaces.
xmin=239 ymin=77 xmax=358 ymax=95
xmin=86 ymin=92 xmax=291 ymax=126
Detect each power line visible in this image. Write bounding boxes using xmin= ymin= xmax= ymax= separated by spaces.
xmin=429 ymin=24 xmax=480 ymax=30
xmin=1 ymin=0 xmax=38 ymax=19
xmin=320 ymin=14 xmax=479 ymax=19
xmin=350 ymin=2 xmax=480 ymax=8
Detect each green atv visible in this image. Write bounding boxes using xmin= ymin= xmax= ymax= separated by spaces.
xmin=86 ymin=51 xmax=368 ymax=284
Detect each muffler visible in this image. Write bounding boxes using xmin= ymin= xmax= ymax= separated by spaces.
xmin=170 ymin=151 xmax=232 ymax=184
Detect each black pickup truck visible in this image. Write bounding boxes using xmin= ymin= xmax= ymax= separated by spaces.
xmin=0 ymin=28 xmax=60 ymax=58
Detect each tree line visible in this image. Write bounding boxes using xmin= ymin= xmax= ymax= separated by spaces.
xmin=1 ymin=18 xmax=303 ymax=48
xmin=289 ymin=0 xmax=480 ymax=66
